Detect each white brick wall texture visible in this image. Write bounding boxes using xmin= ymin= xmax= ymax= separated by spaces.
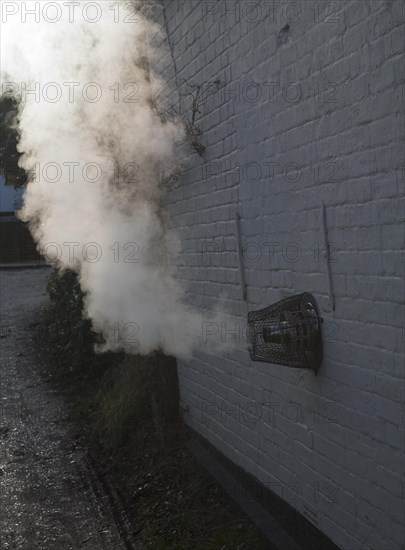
xmin=148 ymin=1 xmax=405 ymax=549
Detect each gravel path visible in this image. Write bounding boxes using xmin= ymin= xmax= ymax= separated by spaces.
xmin=0 ymin=268 xmax=139 ymax=550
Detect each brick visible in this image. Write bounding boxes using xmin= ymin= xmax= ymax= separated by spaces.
xmin=155 ymin=2 xmax=405 ymax=549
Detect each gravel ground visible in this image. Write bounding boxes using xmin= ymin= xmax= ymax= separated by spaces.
xmin=0 ymin=268 xmax=139 ymax=550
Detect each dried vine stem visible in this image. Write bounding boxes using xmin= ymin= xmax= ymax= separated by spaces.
xmin=183 ymin=82 xmax=205 ymax=157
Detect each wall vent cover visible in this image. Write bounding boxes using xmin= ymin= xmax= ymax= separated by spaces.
xmin=247 ymin=292 xmax=322 ymax=372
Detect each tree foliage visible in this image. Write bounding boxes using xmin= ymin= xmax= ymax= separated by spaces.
xmin=0 ymin=95 xmax=27 ymax=188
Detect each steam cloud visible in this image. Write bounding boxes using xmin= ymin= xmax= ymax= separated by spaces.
xmin=1 ymin=0 xmax=214 ymax=358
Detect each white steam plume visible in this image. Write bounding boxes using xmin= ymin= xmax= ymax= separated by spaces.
xmin=0 ymin=0 xmax=213 ymax=358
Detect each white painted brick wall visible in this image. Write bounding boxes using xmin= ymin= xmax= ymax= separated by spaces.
xmin=148 ymin=1 xmax=405 ymax=548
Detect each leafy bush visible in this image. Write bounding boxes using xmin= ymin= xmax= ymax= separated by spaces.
xmin=45 ymin=268 xmax=178 ymax=442
xmin=44 ymin=267 xmax=267 ymax=549
xmin=0 ymin=95 xmax=27 ymax=188
xmin=46 ymin=269 xmax=105 ymax=372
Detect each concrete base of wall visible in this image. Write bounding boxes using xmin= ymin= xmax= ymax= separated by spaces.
xmin=187 ymin=432 xmax=341 ymax=550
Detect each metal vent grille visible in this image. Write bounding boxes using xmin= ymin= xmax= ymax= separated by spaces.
xmin=247 ymin=292 xmax=322 ymax=372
